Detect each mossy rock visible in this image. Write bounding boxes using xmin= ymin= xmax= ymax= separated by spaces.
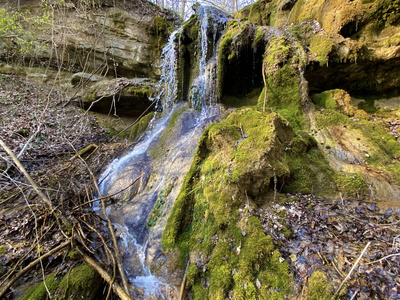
xmin=19 ymin=263 xmax=102 ymax=300
xmin=309 ymin=34 xmax=334 ymax=66
xmin=162 ymin=109 xmax=343 ymax=299
xmin=125 ymin=112 xmax=155 ymax=142
xmin=335 ymin=173 xmax=369 ymax=198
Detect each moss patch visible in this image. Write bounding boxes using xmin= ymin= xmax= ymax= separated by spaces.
xmin=19 ymin=263 xmax=101 ymax=300
xmin=335 ymin=173 xmax=369 ymax=198
xmin=309 ymin=34 xmax=334 ymax=66
xmin=162 ymin=108 xmax=342 ymax=299
xmin=125 ymin=112 xmax=155 ymax=142
xmin=306 ymin=270 xmax=334 ymax=300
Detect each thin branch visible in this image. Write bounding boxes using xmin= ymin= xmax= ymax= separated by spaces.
xmin=73 ymin=149 xmax=131 ymax=298
xmin=76 ymin=247 xmax=131 ymax=300
xmin=72 ymin=172 xmax=144 ymax=210
xmin=0 ymin=139 xmax=53 ymax=210
xmin=366 ymin=252 xmax=400 ymax=265
xmin=332 ymin=242 xmax=371 ymax=299
xmin=0 ymin=240 xmax=71 ymax=299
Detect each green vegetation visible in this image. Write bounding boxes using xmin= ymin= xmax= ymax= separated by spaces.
xmin=19 ymin=264 xmax=101 ymax=300
xmin=309 ymin=34 xmax=334 ymax=66
xmin=0 ymin=5 xmax=51 ymax=60
xmin=148 ymin=187 xmax=170 ymax=228
xmin=306 ymin=270 xmax=334 ymax=300
xmin=335 ymin=173 xmax=369 ymax=198
xmin=126 ymin=112 xmax=155 ymax=142
xmin=124 ymin=85 xmax=153 ymax=98
xmin=162 ymin=108 xmax=343 ymax=299
xmin=257 ymin=36 xmax=306 ymax=131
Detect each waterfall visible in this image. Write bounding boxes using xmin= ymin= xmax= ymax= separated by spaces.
xmin=97 ymin=6 xmax=229 ymax=299
xmin=189 ymin=6 xmax=229 ymax=113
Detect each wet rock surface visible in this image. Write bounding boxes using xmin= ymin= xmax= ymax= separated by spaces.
xmin=255 ymin=194 xmax=400 ymax=299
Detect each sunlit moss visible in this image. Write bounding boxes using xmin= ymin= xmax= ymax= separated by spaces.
xmin=309 ymin=34 xmax=334 ymax=66
xmin=306 ymin=270 xmax=334 ymax=300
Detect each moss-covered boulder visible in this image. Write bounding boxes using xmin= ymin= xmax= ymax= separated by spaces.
xmin=161 ymin=108 xmax=339 ymax=299
xmin=19 ymin=263 xmax=102 ymax=300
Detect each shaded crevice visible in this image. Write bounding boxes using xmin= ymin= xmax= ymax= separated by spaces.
xmin=305 ymin=57 xmax=400 ymax=97
xmin=81 ymin=94 xmax=154 ymax=117
xmin=221 ymin=26 xmax=265 ymax=98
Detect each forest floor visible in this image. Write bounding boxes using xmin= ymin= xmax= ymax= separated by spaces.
xmin=257 ymin=194 xmax=400 ymax=299
xmin=0 ymin=73 xmax=400 ymax=299
xmin=0 ymin=73 xmax=129 ymax=299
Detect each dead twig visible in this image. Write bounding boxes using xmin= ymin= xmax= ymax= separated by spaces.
xmin=366 ymin=252 xmax=400 ymax=265
xmin=0 ymin=139 xmax=53 ymax=210
xmin=332 ymin=241 xmax=371 ymax=299
xmin=72 ymin=172 xmax=144 ymax=210
xmin=76 ymin=246 xmax=131 ymax=300
xmin=73 ymin=150 xmax=131 ymax=298
xmin=0 ymin=239 xmax=71 ymax=299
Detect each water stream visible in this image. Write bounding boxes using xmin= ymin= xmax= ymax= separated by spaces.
xmin=97 ymin=6 xmax=229 ymax=299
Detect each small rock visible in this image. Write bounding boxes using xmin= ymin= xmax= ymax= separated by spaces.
xmin=241 ymin=231 xmax=246 ymax=237
xmin=256 ymin=278 xmax=262 ymax=289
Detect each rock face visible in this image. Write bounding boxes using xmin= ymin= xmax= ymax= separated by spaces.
xmin=0 ymin=0 xmax=178 ymax=79
xmin=160 ymin=2 xmax=400 ymax=299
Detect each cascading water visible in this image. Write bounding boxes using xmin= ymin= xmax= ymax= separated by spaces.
xmin=188 ymin=6 xmax=229 ymax=113
xmin=97 ymin=6 xmax=229 ymax=299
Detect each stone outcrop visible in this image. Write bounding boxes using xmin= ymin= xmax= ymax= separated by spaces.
xmin=0 ymin=0 xmax=178 ymax=79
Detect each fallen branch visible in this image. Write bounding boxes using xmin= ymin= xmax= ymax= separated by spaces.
xmin=74 ymin=151 xmax=131 ymax=298
xmin=76 ymin=247 xmax=131 ymax=300
xmin=366 ymin=252 xmax=400 ymax=265
xmin=110 ymin=97 xmax=158 ymax=142
xmin=72 ymin=172 xmax=144 ymax=210
xmin=0 ymin=139 xmax=53 ymax=210
xmin=332 ymin=241 xmax=371 ymax=299
xmin=17 ymin=123 xmax=42 ymax=159
xmin=0 ymin=239 xmax=71 ymax=299
xmin=178 ymin=260 xmax=190 ymax=300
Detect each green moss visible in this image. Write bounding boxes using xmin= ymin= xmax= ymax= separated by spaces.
xmin=283 ymin=147 xmax=337 ymax=196
xmin=19 ymin=264 xmax=100 ymax=300
xmin=82 ymin=89 xmax=97 ymax=103
xmin=335 ymin=173 xmax=369 ymax=198
xmin=309 ymin=34 xmax=335 ymax=66
xmin=147 ymin=188 xmax=167 ymax=228
xmin=186 ymin=263 xmax=198 ymax=287
xmin=126 ymin=112 xmax=154 ymax=142
xmin=258 ymin=37 xmax=303 ymax=113
xmin=55 ymin=263 xmax=101 ymax=299
xmin=0 ymin=245 xmax=6 ymax=255
xmin=354 ymin=120 xmax=400 ymax=174
xmin=162 ymin=107 xmax=346 ymax=299
xmin=278 ymin=108 xmax=306 ymax=131
xmin=248 ymin=0 xmax=269 ymax=25
xmin=312 ymin=90 xmax=338 ymax=109
xmin=111 ymin=12 xmax=126 ymax=29
xmin=19 ymin=273 xmax=60 ymax=300
xmin=217 ymin=32 xmax=234 ymax=98
xmin=124 ymin=85 xmax=153 ymax=98
xmin=306 ymin=270 xmax=333 ymax=300
xmin=314 ymin=110 xmax=351 ymax=128
xmin=221 ymin=88 xmax=261 ymax=108
xmin=152 ymin=16 xmax=169 ymax=36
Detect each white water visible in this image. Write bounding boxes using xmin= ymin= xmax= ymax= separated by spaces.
xmin=97 ymin=6 xmax=229 ymax=299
